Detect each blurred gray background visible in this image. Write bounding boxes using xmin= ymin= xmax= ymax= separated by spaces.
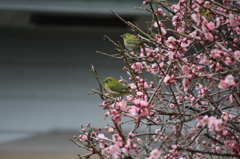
xmin=0 ymin=0 xmax=151 ymax=158
xmin=0 ymin=0 xmax=176 ymax=158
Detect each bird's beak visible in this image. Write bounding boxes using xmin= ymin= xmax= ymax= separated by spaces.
xmin=102 ymin=81 xmax=105 ymax=83
xmin=120 ymin=35 xmax=123 ymax=37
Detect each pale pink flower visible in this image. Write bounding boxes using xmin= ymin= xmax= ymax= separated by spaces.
xmin=134 ymin=99 xmax=140 ymax=105
xmin=204 ymin=1 xmax=211 ymax=8
xmin=181 ymin=65 xmax=191 ymax=74
xmin=166 ymin=36 xmax=177 ymax=49
xmin=98 ymin=134 xmax=107 ymax=148
xmin=169 ymin=103 xmax=175 ymax=108
xmin=214 ymin=119 xmax=226 ymax=132
xmin=167 ymin=51 xmax=174 ymax=59
xmin=224 ymin=74 xmax=236 ymax=86
xmin=108 ymin=145 xmax=121 ymax=158
xmin=131 ymin=62 xmax=143 ymax=73
xmin=161 ymin=27 xmax=167 ymax=35
xmin=78 ymin=134 xmax=87 ymax=142
xmin=137 ymin=138 xmax=143 ymax=144
xmin=205 ymin=32 xmax=214 ymax=41
xmin=191 ymin=13 xmax=201 ymax=23
xmin=199 ymin=55 xmax=208 ymax=65
xmin=116 ymin=100 xmax=127 ymax=110
xmin=153 ymin=21 xmax=161 ymax=28
xmin=140 ymin=100 xmax=148 ymax=107
xmin=172 ymin=15 xmax=179 ymax=26
xmin=228 ymin=14 xmax=240 ymax=27
xmin=218 ymin=80 xmax=228 ymax=89
xmin=107 ymin=127 xmax=115 ymax=133
xmin=157 ymin=8 xmax=163 ymax=13
xmin=129 ymin=106 xmax=140 ymax=118
xmin=182 ymin=78 xmax=190 ymax=92
xmin=234 ymin=50 xmax=240 ymax=59
xmin=148 ymin=149 xmax=161 ymax=159
xmin=140 ymin=108 xmax=149 ymax=117
xmin=150 ymin=63 xmax=159 ymax=74
xmin=207 ymin=21 xmax=215 ymax=31
xmin=171 ymin=144 xmax=178 ymax=149
xmin=215 ymin=146 xmax=221 ymax=153
xmin=197 ymin=0 xmax=204 ymax=4
xmin=164 ymin=74 xmax=171 ymax=83
xmin=102 ymin=148 xmax=109 ymax=156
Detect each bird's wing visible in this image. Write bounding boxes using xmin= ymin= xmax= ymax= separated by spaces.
xmin=126 ymin=38 xmax=140 ymax=45
xmin=109 ymin=83 xmax=129 ymax=93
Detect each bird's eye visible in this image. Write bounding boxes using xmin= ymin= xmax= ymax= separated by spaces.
xmin=125 ymin=35 xmax=128 ymax=38
xmin=107 ymin=80 xmax=110 ymax=83
xmin=201 ymin=8 xmax=205 ymax=12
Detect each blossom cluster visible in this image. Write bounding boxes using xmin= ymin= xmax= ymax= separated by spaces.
xmin=72 ymin=0 xmax=240 ymax=158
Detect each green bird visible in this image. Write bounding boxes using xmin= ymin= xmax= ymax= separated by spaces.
xmin=121 ymin=33 xmax=141 ymax=51
xmin=102 ymin=77 xmax=131 ymax=97
xmin=199 ymin=8 xmax=213 ymax=22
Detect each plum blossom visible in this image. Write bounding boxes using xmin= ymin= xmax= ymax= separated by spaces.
xmin=224 ymin=74 xmax=236 ymax=86
xmin=131 ymin=62 xmax=143 ymax=73
xmin=148 ymin=149 xmax=161 ymax=159
xmin=78 ymin=134 xmax=87 ymax=142
xmin=207 ymin=116 xmax=226 ymax=132
xmin=128 ymin=106 xmax=140 ymax=118
xmin=228 ymin=14 xmax=240 ymax=27
xmin=218 ymin=74 xmax=236 ymax=89
xmin=181 ymin=65 xmax=191 ymax=75
xmin=108 ymin=145 xmax=121 ymax=158
xmin=234 ymin=50 xmax=240 ymax=59
xmin=115 ymin=100 xmax=127 ymax=110
xmin=206 ymin=21 xmax=215 ymax=31
xmin=169 ymin=103 xmax=175 ymax=108
xmin=166 ymin=36 xmax=177 ymax=49
xmin=205 ymin=32 xmax=214 ymax=41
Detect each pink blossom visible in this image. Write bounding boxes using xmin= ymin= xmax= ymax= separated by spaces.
xmin=140 ymin=108 xmax=149 ymax=117
xmin=131 ymin=62 xmax=143 ymax=73
xmin=157 ymin=8 xmax=162 ymax=13
xmin=214 ymin=119 xmax=226 ymax=132
xmin=129 ymin=106 xmax=140 ymax=118
xmin=207 ymin=116 xmax=226 ymax=132
xmin=151 ymin=63 xmax=159 ymax=74
xmin=169 ymin=103 xmax=175 ymax=108
xmin=191 ymin=13 xmax=201 ymax=23
xmin=181 ymin=65 xmax=191 ymax=74
xmin=228 ymin=13 xmax=240 ymax=27
xmin=148 ymin=149 xmax=161 ymax=159
xmin=140 ymin=100 xmax=148 ymax=107
xmin=182 ymin=78 xmax=190 ymax=92
xmin=197 ymin=0 xmax=204 ymax=4
xmin=171 ymin=144 xmax=178 ymax=149
xmin=164 ymin=74 xmax=171 ymax=83
xmin=78 ymin=134 xmax=87 ymax=142
xmin=224 ymin=74 xmax=236 ymax=87
xmin=153 ymin=21 xmax=160 ymax=28
xmin=137 ymin=138 xmax=143 ymax=144
xmin=167 ymin=51 xmax=174 ymax=59
xmin=166 ymin=36 xmax=177 ymax=49
xmin=234 ymin=50 xmax=240 ymax=59
xmin=116 ymin=100 xmax=127 ymax=110
xmin=134 ymin=99 xmax=140 ymax=105
xmin=108 ymin=145 xmax=121 ymax=158
xmin=205 ymin=32 xmax=214 ymax=41
xmin=161 ymin=27 xmax=167 ymax=35
xmin=207 ymin=21 xmax=215 ymax=31
xmin=204 ymin=1 xmax=211 ymax=8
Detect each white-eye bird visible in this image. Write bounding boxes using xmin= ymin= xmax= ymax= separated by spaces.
xmin=121 ymin=33 xmax=141 ymax=51
xmin=102 ymin=77 xmax=131 ymax=97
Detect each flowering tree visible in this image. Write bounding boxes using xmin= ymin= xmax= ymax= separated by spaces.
xmin=70 ymin=0 xmax=240 ymax=158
